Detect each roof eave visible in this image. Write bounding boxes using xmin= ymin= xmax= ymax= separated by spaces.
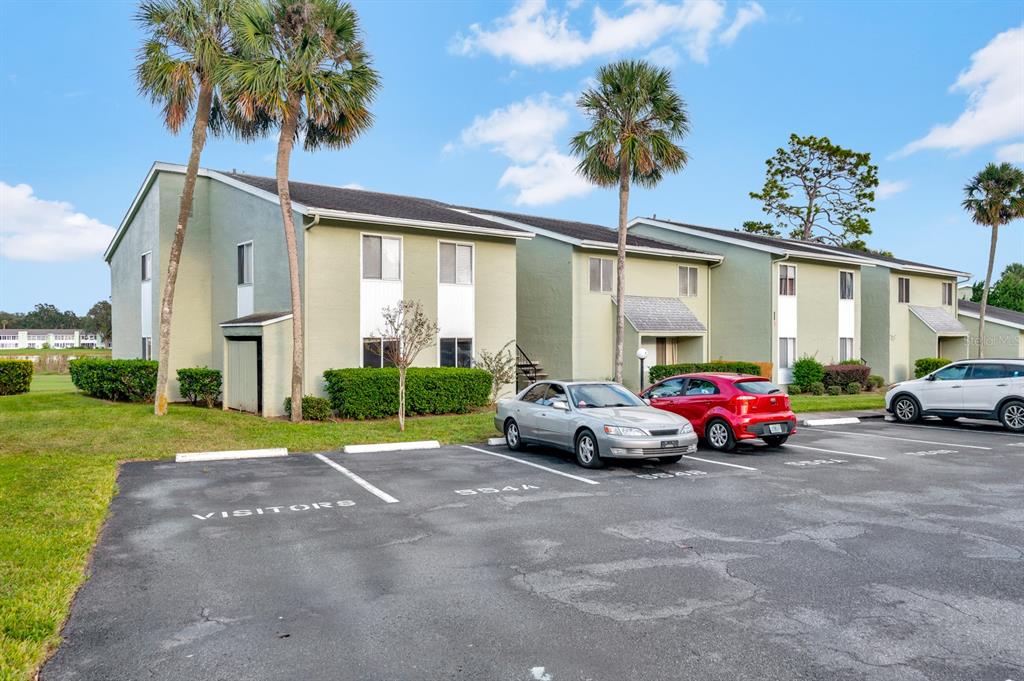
xmin=578 ymin=240 xmax=723 ymax=262
xmin=310 ymin=208 xmax=532 ymax=239
xmin=629 ymin=217 xmax=786 ymax=255
xmin=957 ymin=308 xmax=1024 ymax=330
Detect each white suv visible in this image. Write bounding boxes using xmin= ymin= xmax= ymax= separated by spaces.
xmin=886 ymin=359 xmax=1024 ymax=431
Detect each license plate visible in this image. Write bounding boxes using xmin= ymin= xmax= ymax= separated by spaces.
xmin=768 ymin=423 xmax=786 ymax=434
xmin=661 ymin=440 xmax=678 ymax=448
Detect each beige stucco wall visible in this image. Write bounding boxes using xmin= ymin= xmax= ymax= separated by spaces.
xmin=957 ymin=314 xmax=1021 ymax=360
xmin=261 ymin=319 xmax=293 ymax=417
xmin=888 ymin=271 xmax=959 ymax=381
xmin=792 ymin=259 xmax=861 ymax=366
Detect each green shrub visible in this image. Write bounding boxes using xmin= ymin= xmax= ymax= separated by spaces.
xmin=323 ymin=367 xmax=492 ymax=419
xmin=823 ymin=363 xmax=870 ymax=389
xmin=807 ymin=381 xmax=826 ymax=396
xmin=791 ymin=356 xmax=825 ymax=390
xmin=648 ymin=361 xmax=762 ymax=383
xmin=839 ymin=358 xmax=865 ymax=365
xmin=284 ymin=395 xmax=333 ymax=421
xmin=867 ymin=374 xmax=886 ymax=390
xmin=914 ymin=357 xmax=950 ymax=378
xmin=845 ymin=382 xmax=861 ymax=395
xmin=0 ymin=359 xmax=33 ymax=395
xmin=786 ymin=384 xmax=802 ymax=395
xmin=827 ymin=385 xmax=843 ymax=396
xmin=69 ymin=358 xmax=158 ymax=402
xmin=176 ymin=367 xmax=222 ymax=407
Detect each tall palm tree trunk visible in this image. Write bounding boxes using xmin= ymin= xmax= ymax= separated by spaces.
xmin=978 ymin=223 xmax=999 ymax=359
xmin=613 ymin=156 xmax=630 ymax=384
xmin=154 ymin=79 xmax=214 ymax=416
xmin=276 ymin=96 xmax=304 ymax=422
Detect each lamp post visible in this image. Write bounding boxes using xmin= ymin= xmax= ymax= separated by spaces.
xmin=636 ymin=347 xmax=648 ymax=392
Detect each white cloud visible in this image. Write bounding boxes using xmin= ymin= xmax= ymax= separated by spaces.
xmin=340 ymin=183 xmax=365 ymax=190
xmin=996 ymin=142 xmax=1024 ymax=163
xmin=876 ymin=179 xmax=909 ymax=199
xmin=646 ymin=45 xmax=680 ymax=69
xmin=0 ymin=182 xmax=114 ymax=262
xmin=452 ymin=0 xmax=750 ymax=68
xmin=719 ymin=1 xmax=765 ymax=45
xmin=897 ymin=25 xmax=1024 ymax=157
xmin=452 ymin=93 xmax=592 ymax=206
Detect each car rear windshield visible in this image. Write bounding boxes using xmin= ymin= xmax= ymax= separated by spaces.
xmin=736 ymin=379 xmax=782 ymax=395
xmin=569 ymin=383 xmax=645 ymax=409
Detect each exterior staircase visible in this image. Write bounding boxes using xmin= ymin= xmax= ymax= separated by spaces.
xmin=516 ymin=345 xmax=548 ymax=391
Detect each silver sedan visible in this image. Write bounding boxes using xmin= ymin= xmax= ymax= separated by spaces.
xmin=494 ymin=381 xmax=697 ymax=468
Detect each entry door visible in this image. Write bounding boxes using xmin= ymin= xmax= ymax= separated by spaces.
xmin=226 ymin=340 xmax=259 ymax=413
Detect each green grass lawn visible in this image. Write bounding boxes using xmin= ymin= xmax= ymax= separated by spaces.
xmin=0 ymin=383 xmax=499 ymax=681
xmin=789 ymin=392 xmax=885 ymax=412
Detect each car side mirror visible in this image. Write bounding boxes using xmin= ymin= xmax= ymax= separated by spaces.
xmin=551 ymin=399 xmax=569 ymax=411
xmin=642 ymin=397 xmax=652 ymax=406
xmin=926 ymin=374 xmax=937 ymax=381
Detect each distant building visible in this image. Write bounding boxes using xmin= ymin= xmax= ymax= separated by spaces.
xmin=0 ymin=329 xmax=107 ymax=350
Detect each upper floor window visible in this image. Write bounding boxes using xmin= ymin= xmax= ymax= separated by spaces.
xmin=439 ymin=242 xmax=473 ymax=285
xmin=589 ymin=257 xmax=613 ymax=293
xmin=779 ymin=265 xmax=796 ymax=296
xmin=942 ymin=282 xmax=953 ymax=306
xmin=839 ymin=271 xmax=854 ymax=300
xmin=898 ymin=277 xmax=910 ymax=303
xmin=679 ymin=266 xmax=698 ymax=297
xmin=237 ymin=242 xmax=253 ymax=286
xmin=362 ymin=235 xmax=401 ymax=280
xmin=141 ymin=252 xmax=152 ymax=282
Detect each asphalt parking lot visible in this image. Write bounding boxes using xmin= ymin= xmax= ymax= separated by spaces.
xmin=45 ymin=419 xmax=1024 ymax=681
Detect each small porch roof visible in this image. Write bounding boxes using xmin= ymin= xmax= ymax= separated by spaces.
xmin=617 ymin=296 xmax=707 ymax=334
xmin=219 ymin=312 xmax=293 ymax=328
xmin=909 ymin=305 xmax=968 ymax=336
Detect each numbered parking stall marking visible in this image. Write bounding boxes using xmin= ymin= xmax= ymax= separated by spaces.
xmin=635 ymin=470 xmax=709 ymax=481
xmin=784 ymin=459 xmax=847 ymax=467
xmin=454 ymin=484 xmax=540 ymax=496
xmin=191 ymin=500 xmax=356 ymax=522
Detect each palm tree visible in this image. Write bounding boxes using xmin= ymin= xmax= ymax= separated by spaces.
xmin=962 ymin=162 xmax=1024 ymax=357
xmin=222 ymin=0 xmax=378 ymax=421
xmin=570 ymin=60 xmax=690 ymax=383
xmin=136 ymin=0 xmax=235 ymax=416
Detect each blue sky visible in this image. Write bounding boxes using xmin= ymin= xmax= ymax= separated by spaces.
xmin=1 ymin=0 xmax=1022 ymax=313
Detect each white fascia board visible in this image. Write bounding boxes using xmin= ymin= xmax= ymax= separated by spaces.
xmin=957 ymin=308 xmax=1024 ymax=330
xmin=455 ymin=209 xmax=568 ymax=242
xmin=577 ymin=240 xmax=723 ymax=262
xmin=629 ymin=217 xmax=785 ymax=255
xmin=779 ymin=250 xmax=877 ymax=267
xmin=778 ymin=239 xmax=967 ymax=276
xmin=219 ymin=313 xmax=294 ymax=328
xmin=312 ymin=208 xmax=532 ymax=240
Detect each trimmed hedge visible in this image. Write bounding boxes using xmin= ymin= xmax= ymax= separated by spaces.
xmin=323 ymin=367 xmax=492 ymax=419
xmin=807 ymin=381 xmax=825 ymax=396
xmin=69 ymin=358 xmax=158 ymax=402
xmin=823 ymin=363 xmax=870 ymax=389
xmin=915 ymin=357 xmax=950 ymax=379
xmin=867 ymin=374 xmax=886 ymax=390
xmin=827 ymin=385 xmax=843 ymax=396
xmin=845 ymin=382 xmax=862 ymax=395
xmin=284 ymin=395 xmax=333 ymax=421
xmin=648 ymin=361 xmax=762 ymax=383
xmin=0 ymin=359 xmax=33 ymax=395
xmin=177 ymin=367 xmax=222 ymax=407
xmin=792 ymin=356 xmax=825 ymax=389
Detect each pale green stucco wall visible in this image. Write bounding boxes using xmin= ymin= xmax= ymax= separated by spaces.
xmin=110 ymin=180 xmax=160 ymax=360
xmin=515 ymin=234 xmax=574 ymax=381
xmin=887 ymin=270 xmax=959 ymax=381
xmin=957 ymin=314 xmax=1020 ymax=360
xmin=860 ymin=265 xmax=891 ymax=381
xmin=909 ymin=313 xmax=938 ymax=369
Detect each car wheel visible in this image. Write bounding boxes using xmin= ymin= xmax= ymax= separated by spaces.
xmin=999 ymin=400 xmax=1024 ymax=432
xmin=763 ymin=435 xmax=788 ymax=447
xmin=659 ymin=455 xmax=683 ymax=464
xmin=504 ymin=419 xmax=525 ymax=451
xmin=892 ymin=395 xmax=920 ymax=423
xmin=574 ymin=429 xmax=604 ymax=469
xmin=705 ymin=419 xmax=736 ymax=452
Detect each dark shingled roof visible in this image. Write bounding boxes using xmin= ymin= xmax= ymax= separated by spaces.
xmin=959 ymin=300 xmax=1024 ymax=327
xmin=460 ymin=208 xmax=719 ymax=256
xmin=224 ymin=172 xmax=530 ymax=235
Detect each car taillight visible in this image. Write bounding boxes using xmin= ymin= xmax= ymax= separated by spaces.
xmin=733 ymin=395 xmax=755 ymax=416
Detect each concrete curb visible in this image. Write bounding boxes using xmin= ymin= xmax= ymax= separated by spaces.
xmin=175 ymin=448 xmax=288 ymax=463
xmin=487 ymin=437 xmax=505 ymax=446
xmin=802 ymin=417 xmax=861 ymax=426
xmin=342 ymin=440 xmax=440 ymax=454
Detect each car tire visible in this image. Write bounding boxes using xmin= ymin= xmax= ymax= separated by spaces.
xmin=705 ymin=419 xmax=736 ymax=452
xmin=763 ymin=435 xmax=788 ymax=447
xmin=891 ymin=395 xmax=921 ymax=423
xmin=999 ymin=400 xmax=1024 ymax=432
xmin=574 ymin=429 xmax=604 ymax=469
xmin=504 ymin=419 xmax=526 ymax=451
xmin=659 ymin=455 xmax=683 ymax=464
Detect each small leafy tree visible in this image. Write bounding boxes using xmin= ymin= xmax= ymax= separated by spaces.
xmin=476 ymin=340 xmax=516 ymax=404
xmin=971 ymin=263 xmax=1024 ymax=313
xmin=747 ymin=133 xmax=879 ymax=247
xmin=377 ymin=300 xmax=438 ymax=431
xmin=82 ymin=300 xmax=112 ymax=344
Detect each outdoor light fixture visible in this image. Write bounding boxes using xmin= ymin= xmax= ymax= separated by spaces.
xmin=636 ymin=347 xmax=648 ymax=391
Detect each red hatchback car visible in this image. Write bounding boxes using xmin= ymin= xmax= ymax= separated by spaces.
xmin=640 ymin=373 xmax=797 ymax=451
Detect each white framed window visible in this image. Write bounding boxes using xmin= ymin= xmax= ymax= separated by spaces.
xmin=942 ymin=282 xmax=953 ymax=306
xmin=440 ymin=338 xmax=473 ymax=367
xmin=362 ymin=337 xmax=398 ymax=368
xmin=237 ymin=241 xmax=253 ymax=286
xmin=362 ymin=235 xmax=401 ymax=280
xmin=679 ymin=266 xmax=698 ymax=297
xmin=779 ymin=337 xmax=796 ymax=369
xmin=839 ymin=271 xmax=854 ymax=300
xmin=141 ymin=251 xmax=152 ymax=282
xmin=898 ymin=277 xmax=910 ymax=303
xmin=439 ymin=242 xmax=473 ymax=285
xmin=779 ymin=264 xmax=796 ymax=296
xmin=840 ymin=337 xmax=854 ymax=362
xmin=589 ymin=257 xmax=613 ymax=293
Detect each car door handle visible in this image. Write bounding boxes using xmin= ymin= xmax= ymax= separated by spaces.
xmin=997 ymin=383 xmax=1008 ymax=387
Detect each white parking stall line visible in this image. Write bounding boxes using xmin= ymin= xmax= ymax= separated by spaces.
xmin=681 ymin=455 xmax=758 ymax=471
xmin=314 ymin=454 xmax=400 ymax=504
xmin=821 ymin=430 xmax=991 ymax=451
xmin=881 ymin=422 xmax=1021 ymax=438
xmin=784 ymin=443 xmax=886 ymax=460
xmin=460 ymin=446 xmax=600 ymax=485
